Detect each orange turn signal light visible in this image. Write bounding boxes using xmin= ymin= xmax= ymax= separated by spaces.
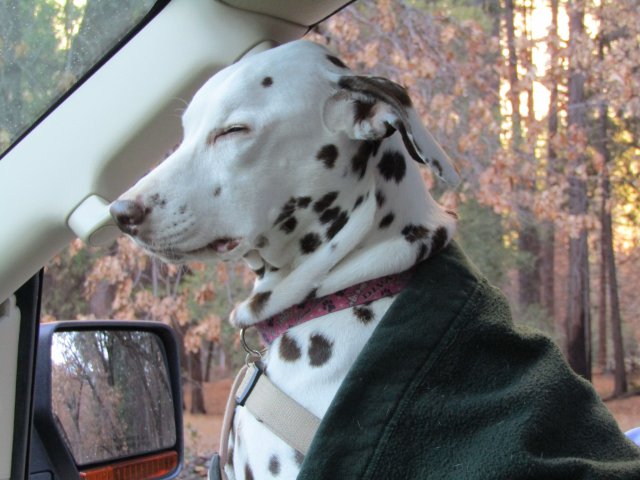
xmin=79 ymin=450 xmax=179 ymax=480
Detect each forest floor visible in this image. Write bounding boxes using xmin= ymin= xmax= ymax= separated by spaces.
xmin=177 ymin=373 xmax=640 ymax=479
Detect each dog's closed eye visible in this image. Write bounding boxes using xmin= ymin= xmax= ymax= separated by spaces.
xmin=207 ymin=125 xmax=250 ymax=146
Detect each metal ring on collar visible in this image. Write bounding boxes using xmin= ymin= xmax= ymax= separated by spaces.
xmin=240 ymin=327 xmax=264 ymax=358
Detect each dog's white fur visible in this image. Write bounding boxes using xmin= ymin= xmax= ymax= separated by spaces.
xmin=112 ymin=41 xmax=458 ymax=479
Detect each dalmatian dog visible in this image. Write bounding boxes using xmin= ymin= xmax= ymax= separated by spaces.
xmin=110 ymin=40 xmax=459 ymax=479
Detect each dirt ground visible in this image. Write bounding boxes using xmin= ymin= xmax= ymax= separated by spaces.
xmin=179 ymin=379 xmax=231 ymax=479
xmin=183 ymin=378 xmax=232 ymax=456
xmin=178 ymin=374 xmax=640 ymax=478
xmin=592 ymin=372 xmax=640 ymax=432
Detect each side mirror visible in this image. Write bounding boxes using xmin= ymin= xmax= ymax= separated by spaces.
xmin=31 ymin=321 xmax=183 ymax=480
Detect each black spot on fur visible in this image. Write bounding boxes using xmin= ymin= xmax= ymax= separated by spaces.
xmin=351 ymin=140 xmax=380 ymax=179
xmin=150 ymin=193 xmax=160 ymax=204
xmin=256 ymin=235 xmax=268 ymax=248
xmin=327 ymin=54 xmax=348 ymax=69
xmin=353 ymin=99 xmax=376 ymax=123
xmin=280 ymin=216 xmax=298 ymax=234
xmin=213 ymin=186 xmax=222 ymax=197
xmin=297 ymin=196 xmax=312 ymax=208
xmin=431 ymin=226 xmax=449 ymax=252
xmin=269 ymin=266 xmax=280 ymax=272
xmin=254 ymin=266 xmax=265 ymax=279
xmin=274 ymin=197 xmax=297 ymax=225
xmin=300 ymin=233 xmax=321 ymax=254
xmin=298 ymin=288 xmax=317 ymax=308
xmin=402 ymin=224 xmax=429 ymax=243
xmin=245 ymin=463 xmax=254 ymax=480
xmin=179 ymin=204 xmax=187 ymax=214
xmin=249 ymin=291 xmax=271 ymax=315
xmin=378 ymin=151 xmax=406 ymax=183
xmin=309 ymin=334 xmax=333 ymax=367
xmin=319 ymin=206 xmax=340 ymax=224
xmin=268 ymin=455 xmax=280 ymax=475
xmin=262 ymin=76 xmax=273 ymax=87
xmin=379 ymin=212 xmax=395 ymax=228
xmin=375 ymin=190 xmax=386 ymax=208
xmin=279 ymin=333 xmax=302 ymax=361
xmin=353 ymin=195 xmax=364 ymax=210
xmin=353 ymin=306 xmax=375 ymax=324
xmin=294 ymin=450 xmax=304 ymax=467
xmin=313 ymin=192 xmax=339 ymax=213
xmin=316 ymin=144 xmax=338 ymax=169
xmin=326 ymin=211 xmax=348 ymax=240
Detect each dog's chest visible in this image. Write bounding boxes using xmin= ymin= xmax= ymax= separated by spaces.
xmin=226 ymin=293 xmax=399 ymax=479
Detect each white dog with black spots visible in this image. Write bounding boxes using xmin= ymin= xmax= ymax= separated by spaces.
xmin=110 ymin=40 xmax=459 ymax=480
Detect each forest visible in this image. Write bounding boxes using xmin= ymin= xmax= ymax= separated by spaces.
xmin=2 ymin=0 xmax=639 ymax=457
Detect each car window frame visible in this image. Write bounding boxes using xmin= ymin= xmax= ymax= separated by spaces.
xmin=0 ymin=0 xmax=171 ymax=163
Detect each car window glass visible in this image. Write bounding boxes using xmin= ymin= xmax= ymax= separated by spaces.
xmin=0 ymin=0 xmax=156 ymax=157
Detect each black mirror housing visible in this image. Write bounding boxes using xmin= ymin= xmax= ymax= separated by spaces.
xmin=31 ymin=320 xmax=183 ymax=480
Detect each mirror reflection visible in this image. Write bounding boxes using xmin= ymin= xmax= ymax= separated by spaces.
xmin=51 ymin=330 xmax=176 ymax=465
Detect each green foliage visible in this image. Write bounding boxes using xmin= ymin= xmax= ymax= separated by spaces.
xmin=0 ymin=0 xmax=65 ymax=150
xmin=408 ymin=0 xmax=499 ymax=33
xmin=517 ymin=303 xmax=558 ymax=340
xmin=42 ymin=245 xmax=94 ymax=320
xmin=0 ymin=0 xmax=154 ymax=154
xmin=455 ymin=198 xmax=514 ymax=286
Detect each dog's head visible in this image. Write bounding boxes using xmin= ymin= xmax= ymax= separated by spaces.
xmin=110 ymin=40 xmax=458 ymax=266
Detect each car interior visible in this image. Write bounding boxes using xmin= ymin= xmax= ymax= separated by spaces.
xmin=0 ymin=1 xmax=354 ymax=479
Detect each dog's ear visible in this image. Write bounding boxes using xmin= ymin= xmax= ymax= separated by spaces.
xmin=323 ymin=76 xmax=460 ymax=186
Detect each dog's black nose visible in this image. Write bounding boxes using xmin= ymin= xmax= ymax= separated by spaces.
xmin=110 ymin=199 xmax=147 ymax=234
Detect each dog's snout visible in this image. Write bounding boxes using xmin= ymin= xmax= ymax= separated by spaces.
xmin=110 ymin=199 xmax=148 ymax=234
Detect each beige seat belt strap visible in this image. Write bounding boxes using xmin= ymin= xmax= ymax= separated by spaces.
xmin=217 ymin=364 xmax=248 ymax=480
xmin=217 ymin=362 xmax=321 ymax=479
xmin=235 ymin=362 xmax=321 ymax=455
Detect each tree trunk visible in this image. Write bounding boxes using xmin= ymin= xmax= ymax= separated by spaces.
xmin=606 ymin=218 xmax=627 ymax=396
xmin=566 ymin=184 xmax=591 ymax=380
xmin=518 ymin=223 xmax=541 ymax=306
xmin=204 ymin=340 xmax=215 ymax=382
xmin=602 ymin=173 xmax=627 ymax=396
xmin=565 ymin=1 xmax=591 ymax=381
xmin=595 ymin=33 xmax=627 ymax=395
xmin=189 ymin=350 xmax=207 ymax=414
xmin=169 ymin=317 xmax=188 ymax=410
xmin=597 ymin=213 xmax=607 ymax=371
xmin=504 ymin=0 xmax=521 ymax=147
xmin=89 ymin=281 xmax=115 ymax=318
xmin=504 ymin=0 xmax=542 ymax=309
xmin=540 ymin=0 xmax=559 ymax=319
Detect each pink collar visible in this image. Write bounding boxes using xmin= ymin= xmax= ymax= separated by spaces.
xmin=255 ymin=269 xmax=414 ymax=344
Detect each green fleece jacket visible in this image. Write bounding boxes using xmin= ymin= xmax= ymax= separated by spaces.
xmin=299 ymin=242 xmax=640 ymax=479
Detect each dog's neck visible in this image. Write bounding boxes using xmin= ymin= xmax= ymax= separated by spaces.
xmin=254 ymin=266 xmax=413 ymax=344
xmin=231 ymin=133 xmax=457 ymax=328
